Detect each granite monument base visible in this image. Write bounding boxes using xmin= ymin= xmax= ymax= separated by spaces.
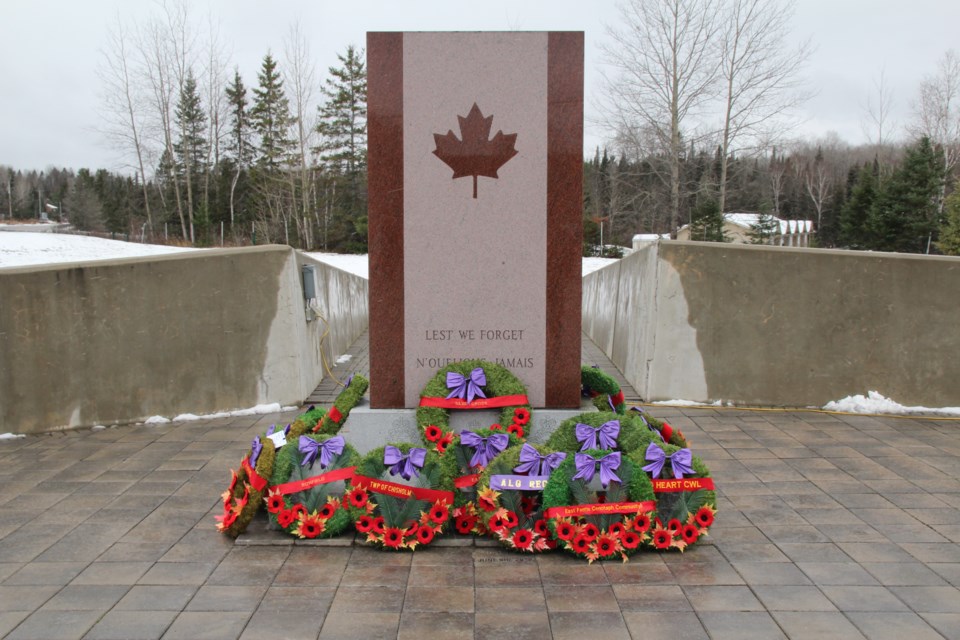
xmin=339 ymin=397 xmax=597 ymax=455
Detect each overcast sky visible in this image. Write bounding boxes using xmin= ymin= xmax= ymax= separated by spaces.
xmin=2 ymin=0 xmax=959 ymax=172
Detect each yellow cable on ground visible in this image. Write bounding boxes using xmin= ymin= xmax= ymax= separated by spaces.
xmin=630 ymin=402 xmax=960 ymax=422
xmin=309 ymin=302 xmax=346 ymax=388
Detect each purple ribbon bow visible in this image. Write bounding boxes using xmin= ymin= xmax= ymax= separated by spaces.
xmin=513 ymin=443 xmax=567 ymax=476
xmin=629 ymin=407 xmax=664 ymax=442
xmin=446 ymin=367 xmax=487 ymax=403
xmin=250 ymin=436 xmax=263 ymax=467
xmin=299 ymin=435 xmax=345 ymax=469
xmin=459 ymin=431 xmax=509 ymax=468
xmin=573 ymin=451 xmax=622 ymax=488
xmin=384 ymin=445 xmax=426 ymax=480
xmin=641 ymin=442 xmax=695 ymax=479
xmin=575 ymin=420 xmax=620 ymax=451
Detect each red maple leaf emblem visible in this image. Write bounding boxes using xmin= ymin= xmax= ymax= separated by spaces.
xmin=433 ymin=103 xmax=519 ymax=199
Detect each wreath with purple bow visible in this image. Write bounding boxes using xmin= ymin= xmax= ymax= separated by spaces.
xmin=544 ymin=411 xmax=660 ymax=457
xmin=416 ymin=360 xmax=533 ymax=454
xmin=215 ymin=424 xmax=281 ymax=537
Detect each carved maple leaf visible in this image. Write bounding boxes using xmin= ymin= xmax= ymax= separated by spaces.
xmin=433 ymin=103 xmax=519 ymax=198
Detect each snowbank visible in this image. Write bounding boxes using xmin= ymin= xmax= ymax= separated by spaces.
xmin=307 ymin=252 xmax=369 ymax=278
xmin=824 ymin=391 xmax=960 ymax=417
xmin=142 ymin=402 xmax=299 ymax=425
xmin=0 ymin=231 xmax=195 ymax=268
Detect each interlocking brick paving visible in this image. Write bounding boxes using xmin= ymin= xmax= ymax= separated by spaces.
xmin=1 ymin=339 xmax=959 ymax=638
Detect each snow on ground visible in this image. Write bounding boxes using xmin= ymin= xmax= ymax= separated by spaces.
xmin=0 ymin=433 xmax=26 ymax=440
xmin=143 ymin=402 xmax=298 ymax=425
xmin=0 ymin=231 xmax=196 ymax=268
xmin=824 ymin=391 xmax=960 ymax=417
xmin=651 ymin=399 xmax=725 ymax=407
xmin=582 ymin=257 xmax=618 ymax=275
xmin=307 ymin=252 xmax=369 ymax=278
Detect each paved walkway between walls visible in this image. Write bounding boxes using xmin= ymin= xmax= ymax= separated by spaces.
xmin=3 ymin=400 xmax=960 ymax=639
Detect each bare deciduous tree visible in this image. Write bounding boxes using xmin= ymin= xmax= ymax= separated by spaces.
xmin=284 ymin=23 xmax=319 ymax=249
xmin=912 ymin=50 xmax=960 ymax=215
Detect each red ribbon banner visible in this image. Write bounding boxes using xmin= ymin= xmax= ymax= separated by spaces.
xmin=241 ymin=456 xmax=268 ymax=492
xmin=327 ymin=406 xmax=343 ymax=423
xmin=652 ymin=477 xmax=715 ymax=493
xmin=454 ymin=474 xmax=480 ymax=489
xmin=351 ymin=475 xmax=454 ymax=505
xmin=418 ymin=394 xmax=529 ymax=410
xmin=271 ymin=466 xmax=356 ymax=496
xmin=545 ymin=500 xmax=656 ymax=520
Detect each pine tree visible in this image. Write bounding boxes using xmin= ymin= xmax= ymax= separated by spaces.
xmin=316 ymin=45 xmax=367 ymax=252
xmin=174 ymin=69 xmax=207 ymax=243
xmin=224 ymin=69 xmax=253 ymax=230
xmin=838 ymin=161 xmax=879 ymax=249
xmin=868 ymin=136 xmax=942 ymax=253
xmin=688 ymin=197 xmax=728 ymax=242
xmin=749 ymin=213 xmax=780 ymax=244
xmin=250 ymin=53 xmax=295 ymax=171
xmin=937 ymin=188 xmax=960 ymax=255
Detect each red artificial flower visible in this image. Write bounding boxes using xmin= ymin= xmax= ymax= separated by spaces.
xmin=555 ymin=521 xmax=575 ymax=541
xmin=488 ymin=514 xmax=508 ymax=533
xmin=520 ymin=496 xmax=538 ymax=516
xmin=632 ymin=513 xmax=651 ymax=533
xmin=264 ymin=489 xmax=285 ymax=514
xmin=489 ymin=423 xmax=503 ymax=431
xmin=667 ymin=518 xmax=683 ymax=533
xmin=436 ymin=432 xmax=454 ymax=454
xmin=417 ymin=526 xmax=435 ymax=545
xmin=513 ymin=407 xmax=531 ymax=426
xmin=502 ymin=510 xmax=519 ymax=528
xmin=455 ymin=515 xmax=477 ymax=535
xmin=621 ymin=531 xmax=641 ymax=549
xmin=291 ymin=504 xmax=307 ymax=520
xmin=355 ymin=515 xmax=374 ymax=533
xmin=512 ymin=528 xmax=534 ymax=550
xmin=652 ymin=528 xmax=673 ymax=549
xmin=295 ymin=513 xmax=325 ymax=539
xmin=429 ymin=502 xmax=449 ymax=524
xmin=383 ymin=527 xmax=404 ymax=548
xmin=507 ymin=424 xmax=525 ymax=439
xmin=477 ymin=488 xmax=500 ymax=512
xmin=581 ymin=523 xmax=599 ymax=542
xmin=680 ymin=523 xmax=700 ymax=545
xmin=318 ymin=501 xmax=337 ymax=519
xmin=277 ymin=508 xmax=296 ymax=528
xmin=608 ymin=522 xmax=625 ymax=537
xmin=404 ymin=521 xmax=420 ymax=536
xmin=346 ymin=487 xmax=368 ymax=509
xmin=215 ymin=509 xmax=238 ymax=531
xmin=545 ymin=539 xmax=558 ymax=550
xmin=424 ymin=425 xmax=443 ymax=442
xmin=372 ymin=516 xmax=385 ymax=534
xmin=595 ymin=535 xmax=618 ymax=557
xmin=533 ymin=519 xmax=548 ymax=536
xmin=694 ymin=506 xmax=715 ymax=528
xmin=571 ymin=535 xmax=591 ymax=554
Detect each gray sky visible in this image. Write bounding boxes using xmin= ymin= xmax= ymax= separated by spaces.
xmin=2 ymin=0 xmax=959 ymax=172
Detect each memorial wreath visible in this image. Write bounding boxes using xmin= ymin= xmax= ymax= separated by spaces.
xmin=215 ymin=425 xmax=280 ymax=537
xmin=545 ymin=411 xmax=658 ymax=457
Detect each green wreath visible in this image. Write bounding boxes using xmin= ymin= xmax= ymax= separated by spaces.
xmin=581 ymin=365 xmax=627 ymax=414
xmin=545 ymin=411 xmax=657 ymax=456
xmin=264 ymin=434 xmax=360 ymax=539
xmin=417 ymin=360 xmax=532 ymax=453
xmin=628 ymin=442 xmax=717 ymax=551
xmin=472 ymin=443 xmax=568 ymax=553
xmin=439 ymin=427 xmax=524 ymax=510
xmin=542 ymin=450 xmax=657 ymax=562
xmin=289 ymin=374 xmax=370 ymax=437
xmin=215 ymin=427 xmax=278 ymax=538
xmin=347 ymin=443 xmax=456 ymax=551
xmin=628 ymin=406 xmax=690 ymax=449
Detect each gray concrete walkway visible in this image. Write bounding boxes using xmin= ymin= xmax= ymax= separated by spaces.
xmin=3 ymin=405 xmax=960 ymax=639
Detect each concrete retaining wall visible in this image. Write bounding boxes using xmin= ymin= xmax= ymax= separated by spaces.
xmin=583 ymin=241 xmax=960 ymax=408
xmin=0 ymin=246 xmax=368 ymax=434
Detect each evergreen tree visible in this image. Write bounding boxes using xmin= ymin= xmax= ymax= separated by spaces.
xmin=868 ymin=136 xmax=942 ymax=253
xmin=688 ymin=197 xmax=728 ymax=242
xmin=250 ymin=53 xmax=295 ymax=170
xmin=224 ymin=69 xmax=254 ymax=231
xmin=749 ymin=212 xmax=780 ymax=244
xmin=937 ymin=189 xmax=960 ymax=256
xmin=316 ymin=45 xmax=368 ymax=252
xmin=174 ymin=69 xmax=207 ymax=243
xmin=838 ymin=161 xmax=879 ymax=249
xmin=66 ymin=169 xmax=104 ymax=231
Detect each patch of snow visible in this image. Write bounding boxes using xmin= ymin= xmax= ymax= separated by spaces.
xmin=650 ymin=399 xmax=724 ymax=407
xmin=0 ymin=232 xmax=196 ymax=268
xmin=0 ymin=432 xmax=26 ymax=440
xmin=147 ymin=403 xmax=300 ymax=424
xmin=335 ymin=354 xmax=353 ymax=364
xmin=144 ymin=416 xmax=170 ymax=425
xmin=582 ymin=257 xmax=618 ymax=276
xmin=824 ymin=391 xmax=960 ymax=416
xmin=307 ymin=252 xmax=369 ymax=278
xmin=92 ymin=425 xmax=106 ymax=430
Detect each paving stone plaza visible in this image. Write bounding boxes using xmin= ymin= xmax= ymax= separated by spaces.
xmin=2 ymin=334 xmax=960 ymax=639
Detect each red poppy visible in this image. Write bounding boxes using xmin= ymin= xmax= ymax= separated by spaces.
xmin=417 ymin=526 xmax=435 ymax=545
xmin=296 ymin=513 xmax=324 ymax=539
xmin=595 ymin=535 xmax=618 ymax=557
xmin=695 ymin=506 xmax=715 ymax=528
xmin=404 ymin=521 xmax=419 ymax=536
xmin=478 ymin=495 xmax=498 ymax=512
xmin=291 ymin=504 xmax=307 ymax=520
xmin=652 ymin=528 xmax=673 ymax=549
xmin=513 ymin=408 xmax=531 ymax=425
xmin=533 ymin=519 xmax=548 ymax=536
xmin=383 ymin=527 xmax=404 ymax=548
xmin=608 ymin=522 xmax=625 ymax=537
xmin=667 ymin=518 xmax=683 ymax=533
xmin=680 ymin=523 xmax=700 ymax=545
xmin=489 ymin=423 xmax=503 ymax=431
xmin=265 ymin=493 xmax=285 ymax=514
xmin=621 ymin=531 xmax=641 ymax=549
xmin=424 ymin=425 xmax=443 ymax=442
xmin=488 ymin=514 xmax=507 ymax=533
xmin=571 ymin=535 xmax=591 ymax=554
xmin=318 ymin=502 xmax=337 ymax=519
xmin=507 ymin=424 xmax=525 ymax=439
xmin=520 ymin=496 xmax=538 ymax=516
xmin=346 ymin=487 xmax=368 ymax=509
xmin=512 ymin=528 xmax=534 ymax=550
xmin=215 ymin=509 xmax=238 ymax=531
xmin=581 ymin=523 xmax=599 ymax=542
xmin=429 ymin=503 xmax=449 ymax=524
xmin=502 ymin=510 xmax=519 ymax=528
xmin=436 ymin=432 xmax=454 ymax=454
xmin=355 ymin=515 xmax=374 ymax=532
xmin=555 ymin=521 xmax=575 ymax=541
xmin=632 ymin=514 xmax=651 ymax=533
xmin=545 ymin=539 xmax=558 ymax=550
xmin=455 ymin=516 xmax=476 ymax=535
xmin=372 ymin=516 xmax=385 ymax=534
